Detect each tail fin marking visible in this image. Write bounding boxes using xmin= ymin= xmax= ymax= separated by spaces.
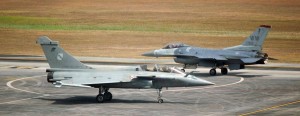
xmin=36 ymin=36 xmax=92 ymax=69
xmin=223 ymin=25 xmax=271 ymax=52
xmin=242 ymin=25 xmax=271 ymax=47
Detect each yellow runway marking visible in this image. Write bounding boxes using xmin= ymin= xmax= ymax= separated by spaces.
xmin=239 ymin=100 xmax=300 ymax=116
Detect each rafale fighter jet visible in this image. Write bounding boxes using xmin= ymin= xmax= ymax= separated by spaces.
xmin=37 ymin=36 xmax=214 ymax=103
xmin=143 ymin=25 xmax=271 ymax=76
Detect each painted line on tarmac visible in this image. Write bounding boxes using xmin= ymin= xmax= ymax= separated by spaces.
xmin=0 ymin=95 xmax=49 ymax=105
xmin=115 ymin=77 xmax=244 ymax=103
xmin=3 ymin=75 xmax=244 ymax=104
xmin=239 ymin=100 xmax=300 ymax=116
xmin=6 ymin=75 xmax=46 ymax=95
xmin=0 ymin=75 xmax=49 ymax=104
xmin=116 ymin=77 xmax=244 ymax=95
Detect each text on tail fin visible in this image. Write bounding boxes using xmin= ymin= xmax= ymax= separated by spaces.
xmin=223 ymin=25 xmax=271 ymax=51
xmin=242 ymin=25 xmax=271 ymax=47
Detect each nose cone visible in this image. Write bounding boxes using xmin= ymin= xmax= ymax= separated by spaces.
xmin=196 ymin=78 xmax=215 ymax=85
xmin=142 ymin=50 xmax=155 ymax=57
xmin=186 ymin=76 xmax=215 ymax=86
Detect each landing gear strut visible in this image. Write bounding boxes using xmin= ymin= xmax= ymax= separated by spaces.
xmin=157 ymin=88 xmax=163 ymax=103
xmin=96 ymin=86 xmax=113 ymax=103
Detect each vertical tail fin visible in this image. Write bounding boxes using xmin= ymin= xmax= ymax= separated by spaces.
xmin=224 ymin=25 xmax=271 ymax=51
xmin=242 ymin=25 xmax=271 ymax=47
xmin=36 ymin=36 xmax=92 ymax=69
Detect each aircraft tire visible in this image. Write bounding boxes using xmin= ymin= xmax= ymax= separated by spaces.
xmin=158 ymin=99 xmax=164 ymax=103
xmin=209 ymin=69 xmax=217 ymax=76
xmin=221 ymin=68 xmax=228 ymax=75
xmin=181 ymin=69 xmax=185 ymax=72
xmin=96 ymin=94 xmax=105 ymax=103
xmin=104 ymin=92 xmax=113 ymax=101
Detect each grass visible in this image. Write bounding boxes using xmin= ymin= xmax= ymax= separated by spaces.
xmin=0 ymin=16 xmax=298 ymax=39
xmin=0 ymin=0 xmax=299 ymax=63
xmin=0 ymin=16 xmax=59 ymax=25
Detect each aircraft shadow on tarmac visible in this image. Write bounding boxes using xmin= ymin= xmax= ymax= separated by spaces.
xmin=39 ymin=96 xmax=159 ymax=104
xmin=38 ymin=96 xmax=196 ymax=105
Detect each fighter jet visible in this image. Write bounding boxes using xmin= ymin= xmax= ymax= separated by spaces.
xmin=36 ymin=36 xmax=214 ymax=103
xmin=142 ymin=25 xmax=271 ymax=76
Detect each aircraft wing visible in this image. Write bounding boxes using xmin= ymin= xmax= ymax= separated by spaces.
xmin=52 ymin=73 xmax=137 ymax=88
xmin=56 ymin=79 xmax=132 ymax=88
xmin=61 ymin=79 xmax=132 ymax=88
xmin=136 ymin=75 xmax=157 ymax=80
xmin=201 ymin=55 xmax=228 ymax=61
xmin=136 ymin=75 xmax=177 ymax=81
xmin=175 ymin=54 xmax=228 ymax=61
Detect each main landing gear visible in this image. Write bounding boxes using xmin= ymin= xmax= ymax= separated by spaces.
xmin=96 ymin=86 xmax=112 ymax=103
xmin=221 ymin=68 xmax=228 ymax=75
xmin=209 ymin=68 xmax=217 ymax=76
xmin=209 ymin=67 xmax=228 ymax=76
xmin=95 ymin=87 xmax=164 ymax=103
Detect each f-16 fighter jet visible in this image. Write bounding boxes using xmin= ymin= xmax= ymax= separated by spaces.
xmin=37 ymin=36 xmax=214 ymax=103
xmin=143 ymin=25 xmax=271 ymax=76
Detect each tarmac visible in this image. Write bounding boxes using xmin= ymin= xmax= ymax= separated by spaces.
xmin=0 ymin=57 xmax=299 ymax=116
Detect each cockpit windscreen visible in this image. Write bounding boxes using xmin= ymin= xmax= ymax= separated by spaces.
xmin=162 ymin=43 xmax=189 ymax=49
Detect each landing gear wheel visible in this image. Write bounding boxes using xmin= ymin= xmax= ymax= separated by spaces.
xmin=104 ymin=92 xmax=113 ymax=101
xmin=158 ymin=99 xmax=164 ymax=103
xmin=221 ymin=68 xmax=228 ymax=75
xmin=209 ymin=69 xmax=217 ymax=76
xmin=96 ymin=87 xmax=112 ymax=103
xmin=96 ymin=94 xmax=105 ymax=103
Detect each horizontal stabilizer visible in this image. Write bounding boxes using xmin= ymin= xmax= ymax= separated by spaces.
xmin=241 ymin=58 xmax=261 ymax=63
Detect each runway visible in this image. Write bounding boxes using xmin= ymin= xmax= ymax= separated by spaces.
xmin=0 ymin=60 xmax=299 ymax=116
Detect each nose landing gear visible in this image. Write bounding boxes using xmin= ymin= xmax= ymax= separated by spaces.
xmin=157 ymin=88 xmax=163 ymax=103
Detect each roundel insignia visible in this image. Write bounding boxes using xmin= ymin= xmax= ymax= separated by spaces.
xmin=57 ymin=53 xmax=63 ymax=61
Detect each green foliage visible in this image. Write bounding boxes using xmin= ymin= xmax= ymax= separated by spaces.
xmin=0 ymin=16 xmax=299 ymax=39
xmin=0 ymin=16 xmax=59 ymax=25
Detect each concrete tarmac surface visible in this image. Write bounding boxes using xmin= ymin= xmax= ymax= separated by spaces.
xmin=0 ymin=60 xmax=299 ymax=116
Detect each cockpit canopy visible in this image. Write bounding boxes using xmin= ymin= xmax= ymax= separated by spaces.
xmin=138 ymin=65 xmax=185 ymax=75
xmin=162 ymin=42 xmax=190 ymax=49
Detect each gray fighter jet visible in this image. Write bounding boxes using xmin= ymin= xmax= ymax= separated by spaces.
xmin=36 ymin=36 xmax=214 ymax=103
xmin=143 ymin=25 xmax=271 ymax=76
